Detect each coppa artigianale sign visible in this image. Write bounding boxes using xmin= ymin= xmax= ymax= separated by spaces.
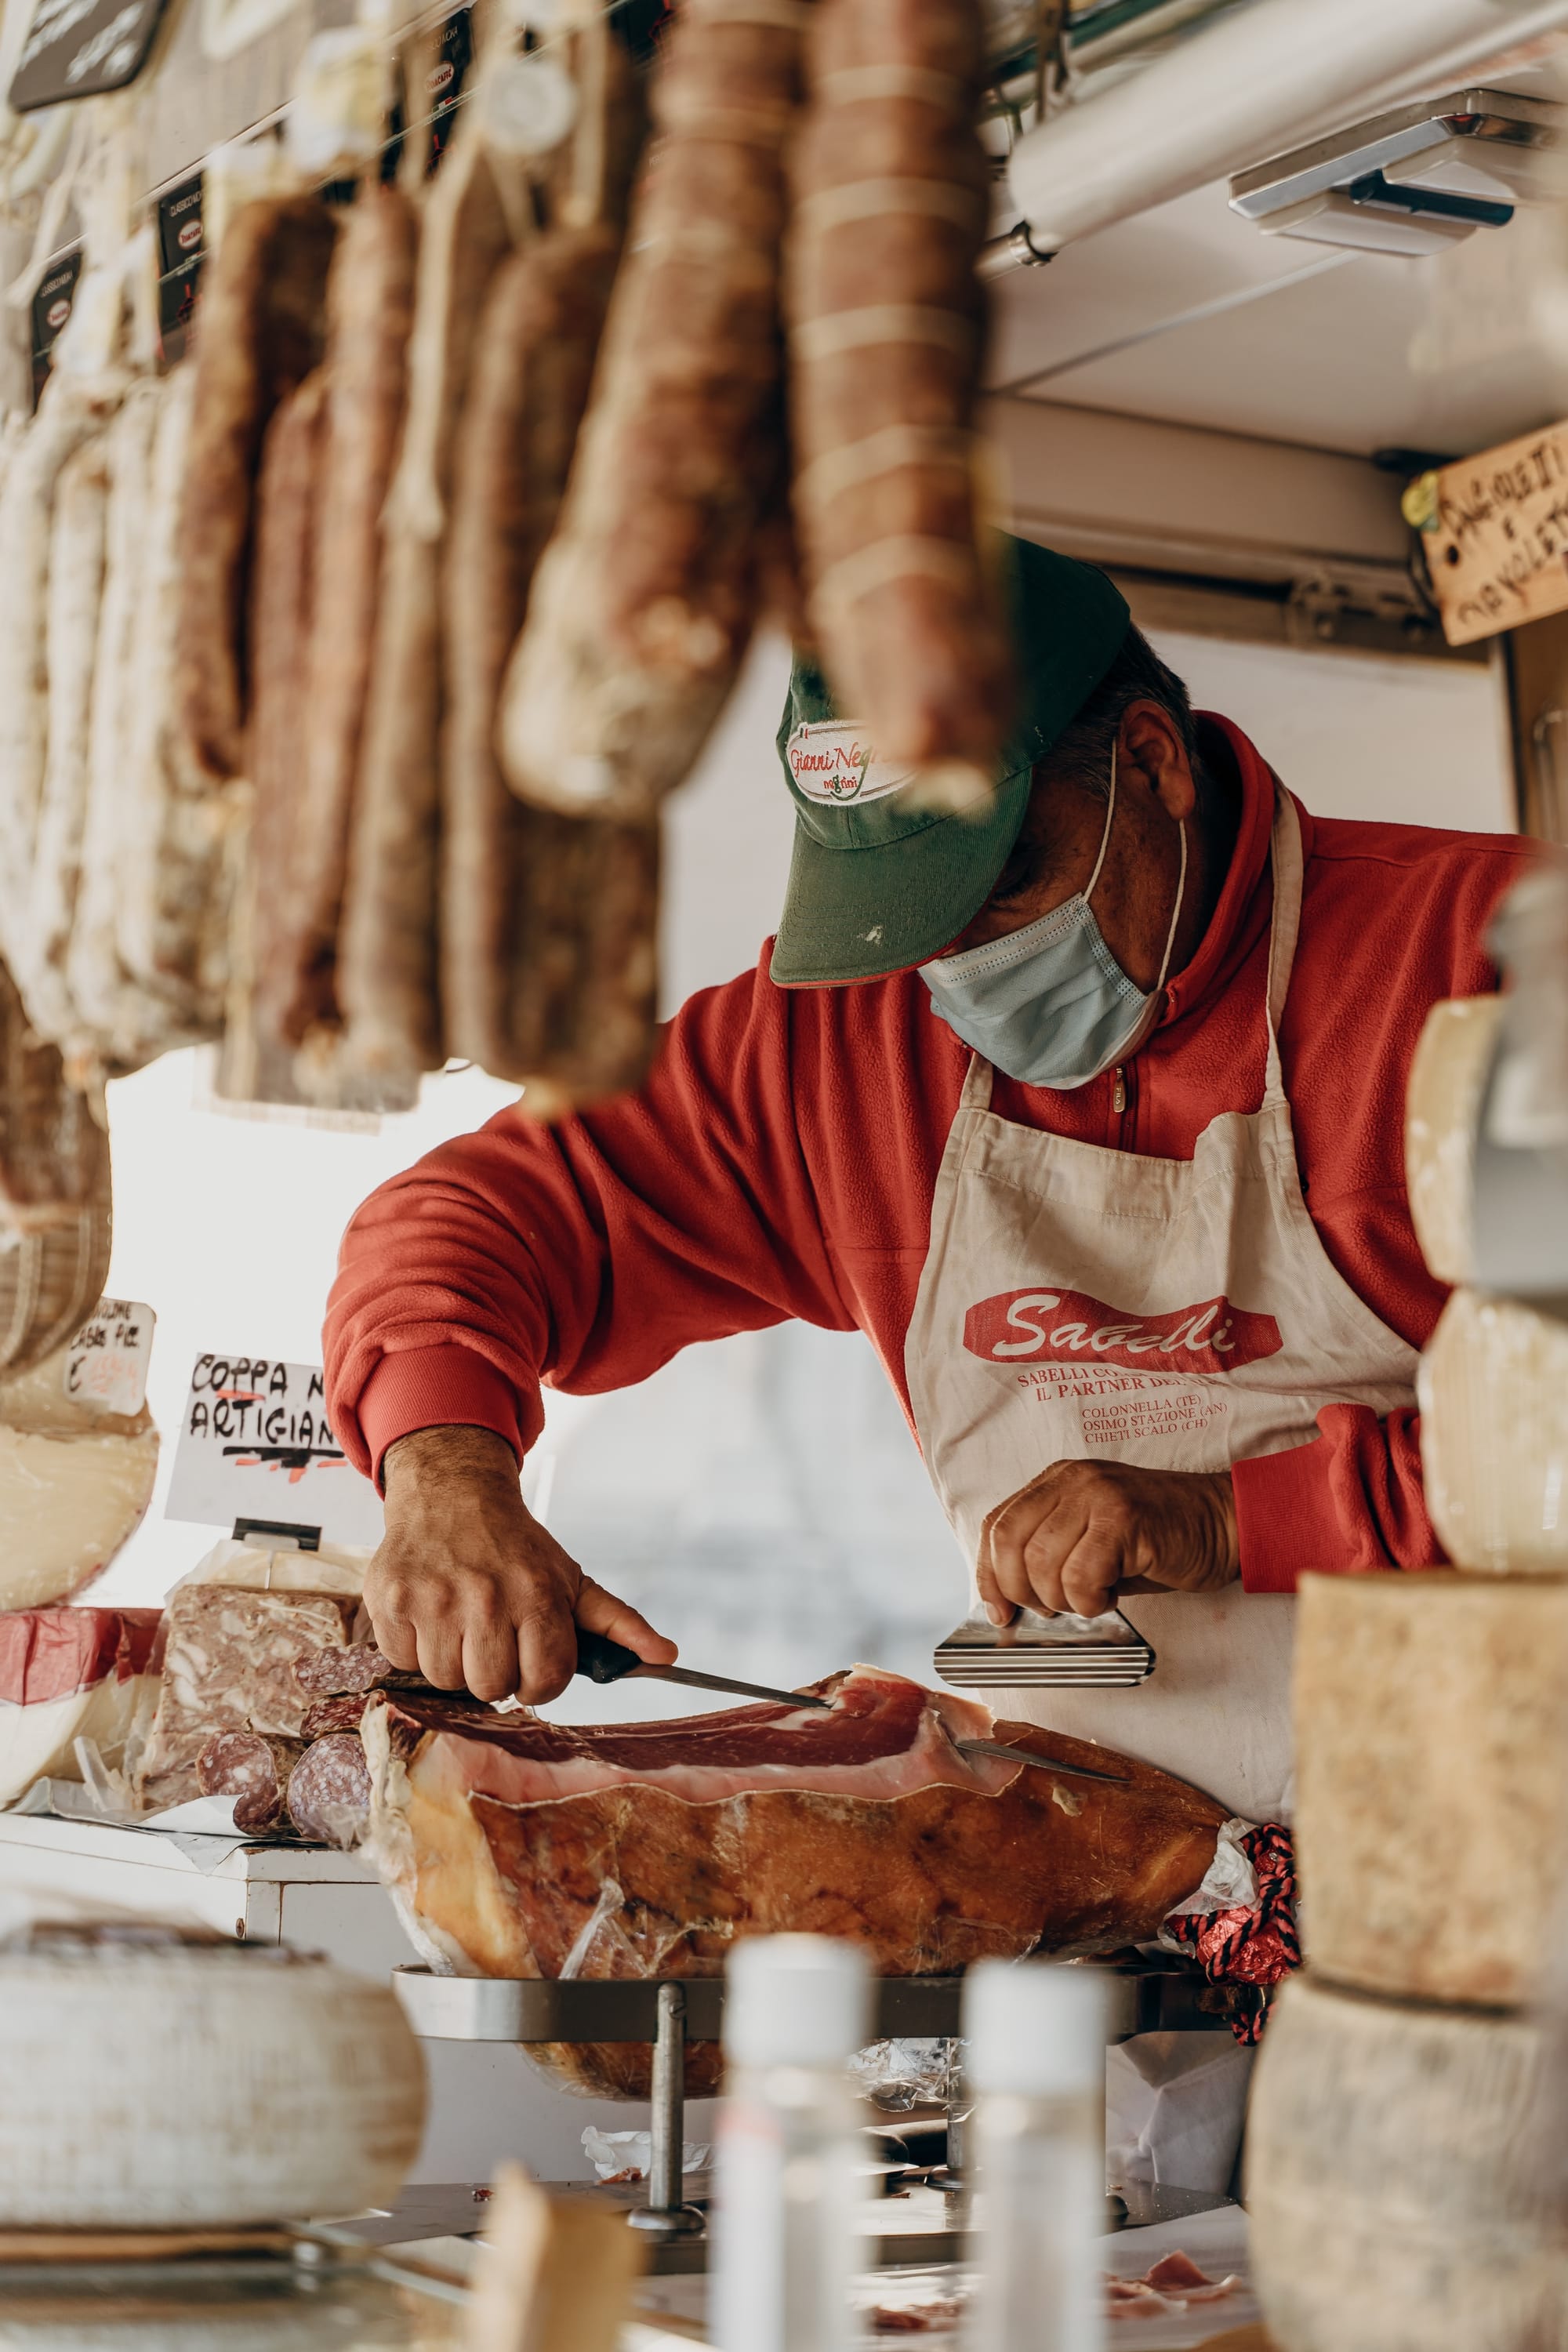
xmin=1417 ymin=422 xmax=1568 ymax=646
xmin=184 ymin=1356 xmax=338 ymax=1465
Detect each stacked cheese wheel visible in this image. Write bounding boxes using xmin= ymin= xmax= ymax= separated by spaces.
xmin=1247 ymin=993 xmax=1568 ymax=2352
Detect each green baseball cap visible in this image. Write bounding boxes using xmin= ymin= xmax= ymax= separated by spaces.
xmin=770 ymin=534 xmax=1130 ymax=986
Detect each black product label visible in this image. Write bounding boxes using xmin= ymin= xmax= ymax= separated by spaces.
xmin=426 ymin=4 xmax=472 ymax=173
xmin=157 ymin=254 xmax=201 ymax=365
xmin=8 ymin=0 xmax=172 ymax=110
xmin=31 ymin=246 xmax=81 ymax=404
xmin=156 ymin=173 xmax=203 ymax=276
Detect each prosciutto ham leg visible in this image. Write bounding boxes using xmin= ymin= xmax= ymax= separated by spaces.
xmin=361 ymin=1664 xmax=1229 ymax=2097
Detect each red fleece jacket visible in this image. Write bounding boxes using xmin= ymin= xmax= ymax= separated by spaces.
xmin=325 ymin=716 xmax=1531 ymax=1595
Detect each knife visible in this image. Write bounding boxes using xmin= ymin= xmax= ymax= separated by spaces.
xmin=575 ymin=1633 xmax=1126 ymax=1783
xmin=575 ymin=1629 xmax=833 ymax=1710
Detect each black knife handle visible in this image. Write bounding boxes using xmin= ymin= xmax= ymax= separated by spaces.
xmin=575 ymin=1628 xmax=644 ymax=1685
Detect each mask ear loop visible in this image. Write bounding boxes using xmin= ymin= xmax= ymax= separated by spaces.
xmin=1087 ymin=735 xmax=1189 ymax=996
xmin=1154 ymin=819 xmax=1189 ymax=994
xmin=1083 ymin=740 xmax=1118 ymax=906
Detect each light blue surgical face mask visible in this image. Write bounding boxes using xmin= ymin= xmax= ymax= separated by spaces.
xmin=919 ymin=746 xmax=1187 ymax=1090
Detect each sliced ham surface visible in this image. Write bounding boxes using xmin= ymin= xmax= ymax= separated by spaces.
xmin=387 ymin=1665 xmax=1013 ymax=1809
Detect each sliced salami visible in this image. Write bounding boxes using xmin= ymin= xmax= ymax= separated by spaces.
xmin=288 ymin=1732 xmax=372 ymax=1846
xmin=197 ymin=1729 xmax=305 ymax=1835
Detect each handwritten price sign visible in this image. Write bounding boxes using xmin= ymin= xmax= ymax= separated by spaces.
xmin=165 ymin=1353 xmax=384 ymax=1547
xmin=65 ymin=1298 xmax=155 ymax=1416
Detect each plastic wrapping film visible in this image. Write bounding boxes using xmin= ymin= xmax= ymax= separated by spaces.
xmin=134 ymin=1541 xmax=371 ymax=1812
xmin=0 ymin=1604 xmax=162 ymax=1806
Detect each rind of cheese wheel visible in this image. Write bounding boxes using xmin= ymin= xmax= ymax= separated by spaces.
xmin=0 ymin=1345 xmax=158 ymax=1610
xmin=1418 ymin=1287 xmax=1568 ymax=1572
xmin=1404 ymin=993 xmax=1501 ymax=1285
xmin=0 ymin=1603 xmax=162 ymax=1805
xmin=1295 ymin=1571 xmax=1568 ymax=2007
xmin=1248 ymin=1973 xmax=1567 ymax=2352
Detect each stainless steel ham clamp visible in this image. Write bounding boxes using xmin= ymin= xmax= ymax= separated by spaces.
xmin=934 ymin=1603 xmax=1156 ymax=1691
xmin=575 ymin=1632 xmax=1126 ymax=1783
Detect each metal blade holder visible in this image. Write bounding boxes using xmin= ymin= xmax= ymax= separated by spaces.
xmin=934 ymin=1603 xmax=1156 ymax=1690
xmin=630 ymin=1983 xmax=704 ymax=2240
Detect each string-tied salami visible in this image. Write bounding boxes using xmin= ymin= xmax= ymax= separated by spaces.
xmin=786 ymin=0 xmax=1013 ymax=801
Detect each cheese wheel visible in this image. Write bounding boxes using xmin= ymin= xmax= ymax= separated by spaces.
xmin=1404 ymin=994 xmax=1501 ymax=1285
xmin=0 ymin=1933 xmax=426 ymax=2227
xmin=1248 ymin=1973 xmax=1567 ymax=2352
xmin=1418 ymin=1287 xmax=1568 ymax=1573
xmin=1295 ymin=1571 xmax=1568 ymax=2006
xmin=0 ymin=1345 xmax=158 ymax=1609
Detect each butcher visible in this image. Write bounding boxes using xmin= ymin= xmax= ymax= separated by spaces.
xmin=324 ymin=534 xmax=1527 ymax=1817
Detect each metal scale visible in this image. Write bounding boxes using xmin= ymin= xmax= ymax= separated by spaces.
xmin=391 ymin=1958 xmax=1233 ymax=2270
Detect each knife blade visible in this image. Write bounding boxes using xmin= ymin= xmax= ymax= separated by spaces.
xmin=575 ymin=1631 xmax=833 ymax=1711
xmin=956 ymin=1737 xmax=1127 ymax=1787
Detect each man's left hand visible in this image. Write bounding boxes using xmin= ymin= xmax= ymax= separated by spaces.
xmin=977 ymin=1460 xmax=1239 ymax=1623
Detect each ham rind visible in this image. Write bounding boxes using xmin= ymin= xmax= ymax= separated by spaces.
xmin=362 ymin=1664 xmax=1227 ymax=2098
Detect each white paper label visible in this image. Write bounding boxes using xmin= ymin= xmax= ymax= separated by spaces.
xmin=164 ymin=1353 xmax=385 ymax=1546
xmin=64 ymin=1298 xmax=155 ymax=1415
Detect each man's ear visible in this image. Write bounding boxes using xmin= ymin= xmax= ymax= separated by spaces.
xmin=1120 ymin=700 xmax=1197 ymax=825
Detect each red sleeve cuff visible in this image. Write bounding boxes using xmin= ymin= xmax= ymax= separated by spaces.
xmin=358 ymin=1347 xmax=528 ymax=1488
xmin=1232 ymin=1439 xmax=1349 ymax=1596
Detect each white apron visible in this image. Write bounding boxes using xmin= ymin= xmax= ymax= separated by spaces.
xmin=904 ymin=788 xmax=1419 ymax=1820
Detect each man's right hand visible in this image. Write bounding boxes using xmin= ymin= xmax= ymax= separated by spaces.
xmin=368 ymin=1425 xmax=677 ymax=1704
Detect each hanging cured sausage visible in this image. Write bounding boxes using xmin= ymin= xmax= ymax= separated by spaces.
xmin=786 ymin=0 xmax=1013 ymax=794
xmin=498 ymin=0 xmax=809 ymax=824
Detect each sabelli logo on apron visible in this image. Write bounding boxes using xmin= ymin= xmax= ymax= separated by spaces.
xmin=962 ymin=1287 xmax=1284 ymax=1374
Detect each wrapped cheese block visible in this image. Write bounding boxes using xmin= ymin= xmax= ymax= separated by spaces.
xmin=1248 ymin=1972 xmax=1567 ymax=2352
xmin=0 ymin=1344 xmax=159 ymax=1610
xmin=0 ymin=1606 xmax=161 ymax=1806
xmin=136 ymin=1584 xmax=360 ymax=1811
xmin=0 ymin=1925 xmax=425 ymax=2227
xmin=1294 ymin=1571 xmax=1568 ymax=2008
xmin=1418 ymin=1287 xmax=1568 ymax=1572
xmin=1404 ymin=994 xmax=1501 ymax=1286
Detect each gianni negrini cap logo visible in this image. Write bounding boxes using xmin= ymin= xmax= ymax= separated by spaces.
xmin=786 ymin=720 xmax=917 ymax=806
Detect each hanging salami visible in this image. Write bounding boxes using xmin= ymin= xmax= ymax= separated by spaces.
xmin=220 ymin=368 xmax=329 ymax=1105
xmin=785 ymin=0 xmax=1012 ymax=793
xmin=267 ymin=188 xmax=419 ymax=1063
xmin=322 ymin=118 xmax=524 ymax=1105
xmin=498 ymin=0 xmax=810 ymax=824
xmin=174 ymin=195 xmax=338 ymax=790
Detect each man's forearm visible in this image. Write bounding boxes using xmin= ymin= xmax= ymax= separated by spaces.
xmin=383 ymin=1422 xmax=521 ymax=1505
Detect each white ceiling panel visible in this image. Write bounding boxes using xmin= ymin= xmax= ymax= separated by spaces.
xmin=986 ymin=176 xmax=1568 ymax=458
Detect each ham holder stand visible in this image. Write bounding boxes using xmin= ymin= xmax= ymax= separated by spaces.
xmin=393 ymin=1957 xmax=1231 ymax=2270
